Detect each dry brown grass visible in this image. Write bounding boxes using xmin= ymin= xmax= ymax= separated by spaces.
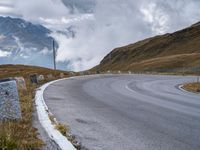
xmin=48 ymin=113 xmax=81 ymax=149
xmin=0 ymin=64 xmax=74 ymax=149
xmin=183 ymin=82 xmax=200 ymax=93
xmin=0 ymin=64 xmax=70 ymax=78
xmin=0 ymin=83 xmax=44 ymax=149
xmin=92 ymin=22 xmax=200 ymax=75
xmin=55 ymin=123 xmax=69 ymax=136
xmin=48 ymin=114 xmax=57 ymax=125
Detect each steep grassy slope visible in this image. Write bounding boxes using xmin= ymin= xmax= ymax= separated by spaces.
xmin=93 ymin=22 xmax=200 ymax=74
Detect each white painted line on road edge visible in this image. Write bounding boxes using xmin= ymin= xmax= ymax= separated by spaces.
xmin=178 ymin=85 xmax=189 ymax=93
xmin=35 ymin=77 xmax=76 ymax=150
xmin=125 ymin=83 xmax=136 ymax=93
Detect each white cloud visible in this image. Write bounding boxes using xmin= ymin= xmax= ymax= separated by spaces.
xmin=39 ymin=47 xmax=52 ymax=55
xmin=0 ymin=0 xmax=200 ymax=71
xmin=0 ymin=0 xmax=14 ymax=15
xmin=141 ymin=0 xmax=200 ymax=33
xmin=51 ymin=0 xmax=149 ymax=71
xmin=0 ymin=50 xmax=11 ymax=57
xmin=0 ymin=6 xmax=12 ymax=13
xmin=39 ymin=13 xmax=94 ymax=31
xmin=0 ymin=34 xmax=5 ymax=40
xmin=12 ymin=0 xmax=70 ymax=22
xmin=50 ymin=0 xmax=200 ymax=71
xmin=140 ymin=2 xmax=170 ymax=34
xmin=0 ymin=0 xmax=13 ymax=5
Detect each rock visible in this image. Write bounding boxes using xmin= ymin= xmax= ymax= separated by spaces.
xmin=47 ymin=74 xmax=53 ymax=79
xmin=70 ymin=72 xmax=75 ymax=76
xmin=14 ymin=77 xmax=26 ymax=90
xmin=38 ymin=75 xmax=45 ymax=81
xmin=29 ymin=74 xmax=39 ymax=84
xmin=0 ymin=78 xmax=22 ymax=121
xmin=60 ymin=73 xmax=65 ymax=78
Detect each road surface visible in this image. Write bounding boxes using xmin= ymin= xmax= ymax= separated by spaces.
xmin=44 ymin=75 xmax=200 ymax=150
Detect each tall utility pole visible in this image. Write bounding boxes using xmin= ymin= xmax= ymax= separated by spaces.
xmin=53 ymin=40 xmax=57 ymax=70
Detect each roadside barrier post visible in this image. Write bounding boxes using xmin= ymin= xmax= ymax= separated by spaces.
xmin=0 ymin=78 xmax=22 ymax=121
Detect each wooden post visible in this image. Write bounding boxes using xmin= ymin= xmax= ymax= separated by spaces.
xmin=53 ymin=40 xmax=57 ymax=70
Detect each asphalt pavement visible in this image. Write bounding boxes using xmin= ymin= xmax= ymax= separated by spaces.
xmin=43 ymin=74 xmax=200 ymax=150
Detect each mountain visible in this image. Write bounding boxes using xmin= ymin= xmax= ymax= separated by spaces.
xmin=93 ymin=22 xmax=200 ymax=74
xmin=0 ymin=16 xmax=69 ymax=70
xmin=0 ymin=16 xmax=53 ymax=53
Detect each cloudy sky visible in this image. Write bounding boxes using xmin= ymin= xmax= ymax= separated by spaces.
xmin=0 ymin=0 xmax=200 ymax=71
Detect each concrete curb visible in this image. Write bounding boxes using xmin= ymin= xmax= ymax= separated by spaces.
xmin=178 ymin=84 xmax=189 ymax=93
xmin=35 ymin=77 xmax=76 ymax=150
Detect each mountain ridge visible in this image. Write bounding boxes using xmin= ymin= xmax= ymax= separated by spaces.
xmin=92 ymin=21 xmax=200 ymax=74
xmin=0 ymin=16 xmax=70 ymax=70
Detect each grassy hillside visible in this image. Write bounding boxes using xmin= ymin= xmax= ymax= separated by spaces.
xmin=0 ymin=64 xmax=73 ymax=149
xmin=0 ymin=64 xmax=70 ymax=78
xmin=92 ymin=22 xmax=200 ymax=74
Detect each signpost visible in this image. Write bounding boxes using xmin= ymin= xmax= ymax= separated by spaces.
xmin=0 ymin=78 xmax=22 ymax=121
xmin=53 ymin=40 xmax=57 ymax=70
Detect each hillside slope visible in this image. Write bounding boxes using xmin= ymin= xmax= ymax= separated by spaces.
xmin=0 ymin=64 xmax=70 ymax=79
xmin=93 ymin=22 xmax=200 ymax=74
xmin=0 ymin=64 xmax=72 ymax=149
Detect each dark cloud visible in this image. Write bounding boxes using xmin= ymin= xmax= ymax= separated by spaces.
xmin=61 ymin=0 xmax=96 ymax=13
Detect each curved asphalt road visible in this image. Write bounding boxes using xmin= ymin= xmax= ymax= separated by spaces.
xmin=44 ymin=75 xmax=200 ymax=150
